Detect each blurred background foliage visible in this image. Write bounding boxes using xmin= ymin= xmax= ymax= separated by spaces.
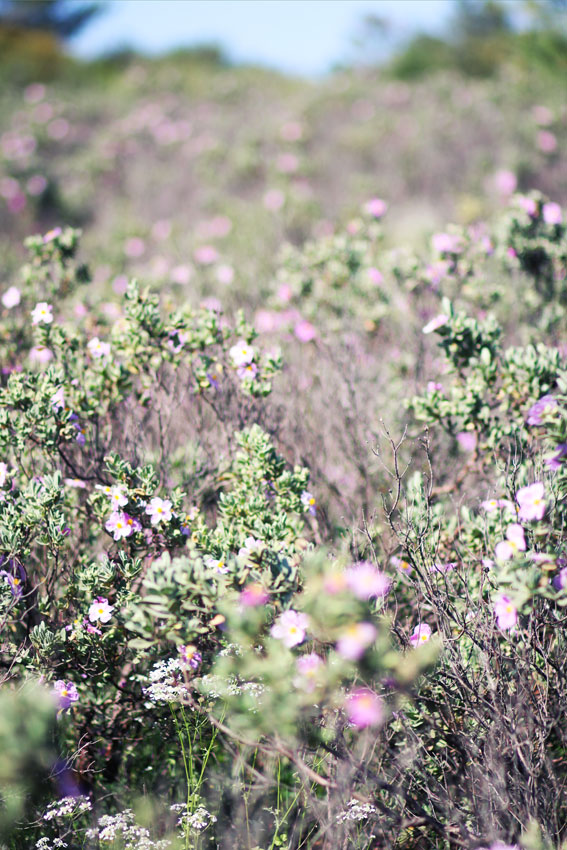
xmin=0 ymin=0 xmax=565 ymax=85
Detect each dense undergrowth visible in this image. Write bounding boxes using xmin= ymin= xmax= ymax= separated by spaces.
xmin=0 ymin=34 xmax=567 ymax=850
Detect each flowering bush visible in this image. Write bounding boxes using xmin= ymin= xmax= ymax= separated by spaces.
xmin=0 ymin=49 xmax=566 ymax=850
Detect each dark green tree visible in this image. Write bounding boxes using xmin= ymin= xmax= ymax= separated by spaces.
xmin=0 ymin=0 xmax=103 ymax=40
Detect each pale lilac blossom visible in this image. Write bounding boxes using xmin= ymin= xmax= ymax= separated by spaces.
xmin=432 ymin=232 xmax=463 ymax=255
xmin=301 ymin=490 xmax=316 ymax=515
xmin=367 ymin=267 xmax=383 ymax=285
xmin=1 ymin=286 xmax=20 ymax=309
xmin=270 ymin=610 xmax=309 ymax=647
xmin=294 ymin=653 xmax=323 ymax=692
xmin=229 ymin=340 xmax=255 ymax=367
xmin=238 ymin=536 xmax=265 ymax=559
xmin=205 ymin=556 xmax=229 ymax=574
xmin=88 ymin=597 xmax=114 ymax=624
xmin=31 ymin=302 xmax=53 ymax=325
xmin=391 ymin=555 xmax=413 ymax=576
xmin=109 ymin=486 xmax=128 ymax=509
xmin=87 ymin=337 xmax=111 ymax=359
xmin=526 ymin=394 xmax=557 ymax=425
xmin=294 ymin=319 xmax=316 ymax=342
xmin=52 ymin=680 xmax=79 ymax=711
xmin=481 ymin=498 xmax=515 ymax=513
xmin=518 ymin=196 xmax=538 ymax=217
xmin=179 ymin=645 xmax=202 ymax=670
xmin=145 ymin=497 xmax=173 ymax=525
xmin=546 ymin=444 xmax=567 ymax=470
xmin=237 ymin=362 xmax=258 ymax=380
xmin=51 ymin=387 xmax=65 ymax=410
xmin=538 ymin=130 xmax=557 ymax=153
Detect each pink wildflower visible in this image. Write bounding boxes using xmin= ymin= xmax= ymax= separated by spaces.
xmin=336 ymin=622 xmax=377 ymax=661
xmin=494 ymin=595 xmax=518 ymax=631
xmin=422 ymin=314 xmax=449 ymax=334
xmin=364 ymin=197 xmax=387 ymax=218
xmin=345 ymin=562 xmax=391 ymax=600
xmin=145 ymin=497 xmax=173 ymax=525
xmin=240 ymin=583 xmax=269 ymax=607
xmin=294 ymin=653 xmax=324 ymax=692
xmin=516 ymin=483 xmax=546 ymax=521
xmin=270 ymin=610 xmax=309 ymax=648
xmin=105 ymin=511 xmax=141 ymax=541
xmin=345 ymin=687 xmax=383 ymax=728
xmin=88 ymin=596 xmax=114 ymax=624
xmin=409 ymin=623 xmax=432 ymax=646
xmin=542 ymin=202 xmax=563 ymax=225
xmin=495 ymin=523 xmax=526 ymax=560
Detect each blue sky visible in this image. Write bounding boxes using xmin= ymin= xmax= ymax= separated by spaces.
xmin=70 ymin=0 xmax=454 ymax=76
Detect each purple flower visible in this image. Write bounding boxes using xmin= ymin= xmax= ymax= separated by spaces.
xmin=493 ymin=595 xmax=518 ymax=631
xmin=300 ymin=490 xmax=316 ymax=516
xmin=179 ymin=644 xmax=202 ymax=670
xmin=0 ymin=570 xmax=23 ymax=598
xmin=0 ymin=557 xmax=25 ymax=598
xmin=427 ymin=381 xmax=443 ymax=393
xmin=236 ymin=362 xmax=258 ymax=380
xmin=52 ymin=680 xmax=79 ymax=711
xmin=553 ymin=563 xmax=567 ymax=590
xmin=493 ymin=169 xmax=517 ymax=196
xmin=526 ymin=394 xmax=557 ymax=426
xmin=545 ymin=444 xmax=567 ymax=471
xmin=145 ymin=497 xmax=173 ymax=525
xmin=516 ymin=482 xmax=546 ymax=521
xmin=345 ymin=687 xmax=383 ymax=728
xmin=345 ymin=562 xmax=391 ymax=600
xmin=390 ymin=555 xmax=413 ymax=577
xmin=429 ymin=561 xmax=456 ymax=574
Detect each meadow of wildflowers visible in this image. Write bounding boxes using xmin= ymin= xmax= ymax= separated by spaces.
xmin=0 ymin=31 xmax=566 ymax=850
